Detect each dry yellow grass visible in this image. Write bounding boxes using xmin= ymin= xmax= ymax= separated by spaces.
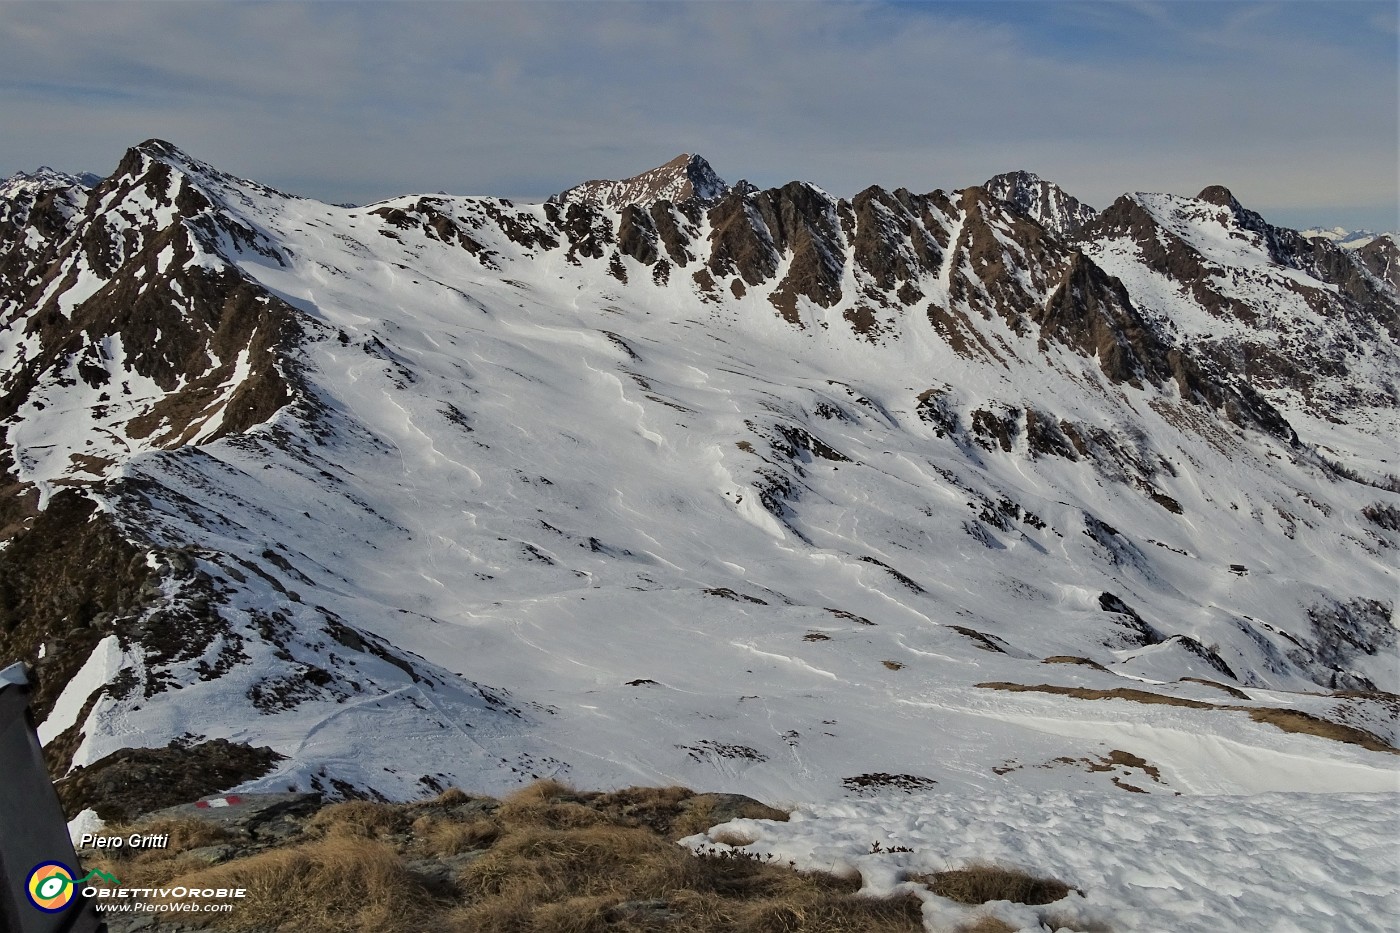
xmin=1042 ymin=656 xmax=1111 ymax=672
xmin=431 ymin=787 xmax=472 ymax=805
xmin=412 ymin=816 xmax=500 ymax=857
xmin=504 ymin=778 xmax=576 ymax=805
xmin=977 ymin=682 xmax=1397 ymax=753
xmin=307 ymin=799 xmax=410 ymax=838
xmin=95 ymin=816 xmax=233 ymax=861
xmin=98 ymin=780 xmax=917 ymax=933
xmin=162 ymin=836 xmax=435 ymax=933
xmin=1245 ymin=708 xmax=1397 ymax=754
xmin=710 ymin=828 xmax=759 ymax=847
xmin=1179 ymin=677 xmax=1249 ymax=699
xmin=912 ymin=862 xmax=1073 ymax=906
xmin=975 ymin=682 xmax=1216 ymax=708
xmin=957 ymin=917 xmax=1017 ymax=933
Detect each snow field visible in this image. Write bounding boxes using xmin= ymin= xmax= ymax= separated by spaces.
xmin=687 ymin=790 xmax=1400 ymax=933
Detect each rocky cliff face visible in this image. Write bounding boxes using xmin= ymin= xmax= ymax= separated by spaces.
xmin=2 ymin=143 xmax=1396 ymax=812
xmin=984 ymin=170 xmax=1098 ymax=235
xmin=1076 ymin=186 xmax=1399 ymax=480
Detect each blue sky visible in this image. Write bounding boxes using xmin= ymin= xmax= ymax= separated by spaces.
xmin=2 ymin=1 xmax=1394 ymax=230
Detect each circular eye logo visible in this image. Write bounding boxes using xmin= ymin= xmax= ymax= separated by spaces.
xmin=26 ymin=862 xmax=75 ymax=912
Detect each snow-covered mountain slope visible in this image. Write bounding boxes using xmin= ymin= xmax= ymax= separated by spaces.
xmin=1 ymin=141 xmax=1396 ymax=816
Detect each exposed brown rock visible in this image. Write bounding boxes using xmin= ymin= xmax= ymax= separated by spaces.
xmin=56 ymin=737 xmax=285 ymax=821
xmin=0 ymin=491 xmax=152 ymax=725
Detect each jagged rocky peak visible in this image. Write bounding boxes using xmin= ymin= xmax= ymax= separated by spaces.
xmin=124 ymin=138 xmax=230 ymax=178
xmin=983 ymin=170 xmax=1097 ymax=234
xmin=553 ymin=153 xmax=730 ymax=210
xmin=102 ymin=138 xmax=295 ymax=211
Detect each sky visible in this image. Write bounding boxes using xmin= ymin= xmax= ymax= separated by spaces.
xmin=1 ymin=0 xmax=1395 ymax=231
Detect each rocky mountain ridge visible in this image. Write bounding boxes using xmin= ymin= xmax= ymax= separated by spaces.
xmin=1 ymin=141 xmax=1395 ymax=816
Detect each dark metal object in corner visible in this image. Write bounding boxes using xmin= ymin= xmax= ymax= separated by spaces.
xmin=0 ymin=662 xmax=106 ymax=933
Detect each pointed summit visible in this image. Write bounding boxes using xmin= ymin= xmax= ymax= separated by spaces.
xmin=983 ymin=170 xmax=1097 ymax=235
xmin=553 ymin=153 xmax=729 ymax=211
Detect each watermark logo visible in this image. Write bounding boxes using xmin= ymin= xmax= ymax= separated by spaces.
xmin=26 ymin=863 xmax=75 ymax=912
xmin=26 ymin=863 xmax=121 ymax=912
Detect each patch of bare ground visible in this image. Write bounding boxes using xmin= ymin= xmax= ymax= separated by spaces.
xmin=976 ymin=682 xmax=1398 ymax=753
xmin=1243 ymin=708 xmax=1397 ymax=754
xmin=1179 ymin=677 xmax=1249 ymax=699
xmin=957 ymin=917 xmax=1018 ymax=933
xmin=1043 ymin=655 xmax=1111 ymax=672
xmin=911 ymin=862 xmax=1077 ymax=906
xmin=993 ymin=750 xmax=1164 ymax=793
xmin=842 ymin=773 xmax=938 ymax=794
xmin=86 ymin=782 xmax=933 ymax=933
xmin=957 ymin=916 xmax=1111 ymax=933
xmin=976 ymin=682 xmax=1217 ymax=708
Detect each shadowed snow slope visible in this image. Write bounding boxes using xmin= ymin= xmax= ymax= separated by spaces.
xmin=1 ymin=142 xmax=1396 ymax=814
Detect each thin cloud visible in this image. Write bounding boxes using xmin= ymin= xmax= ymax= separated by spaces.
xmin=0 ymin=1 xmax=1393 ymax=229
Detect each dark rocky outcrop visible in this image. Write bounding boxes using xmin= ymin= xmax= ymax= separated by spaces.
xmin=0 ymin=492 xmax=152 ymax=724
xmin=56 ymin=738 xmax=285 ymax=821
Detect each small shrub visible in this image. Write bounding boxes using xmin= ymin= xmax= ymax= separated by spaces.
xmin=1040 ymin=909 xmax=1114 ymax=932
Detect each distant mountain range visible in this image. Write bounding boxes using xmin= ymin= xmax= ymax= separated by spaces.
xmin=1 ymin=142 xmax=1394 ymax=820
xmin=1300 ymin=226 xmax=1398 ymax=250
